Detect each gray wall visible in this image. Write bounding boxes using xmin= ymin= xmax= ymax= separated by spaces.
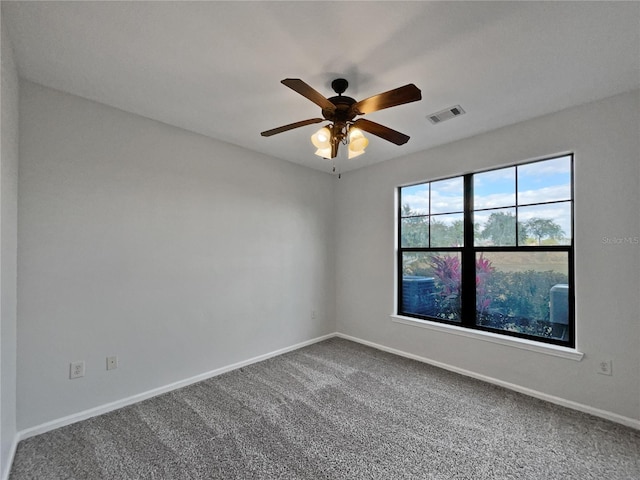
xmin=9 ymin=77 xmax=640 ymax=444
xmin=0 ymin=13 xmax=19 ymax=479
xmin=17 ymin=81 xmax=336 ymax=429
xmin=335 ymin=89 xmax=640 ymax=421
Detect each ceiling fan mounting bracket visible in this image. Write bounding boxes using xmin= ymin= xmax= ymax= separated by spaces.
xmin=331 ymin=78 xmax=349 ymax=95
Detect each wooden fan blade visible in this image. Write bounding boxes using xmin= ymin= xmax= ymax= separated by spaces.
xmin=352 ymin=118 xmax=410 ymax=145
xmin=261 ymin=118 xmax=324 ymax=137
xmin=350 ymin=84 xmax=421 ymax=116
xmin=281 ymin=79 xmax=336 ymax=114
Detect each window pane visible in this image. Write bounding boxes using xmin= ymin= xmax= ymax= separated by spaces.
xmin=475 ymin=251 xmax=569 ymax=341
xmin=401 ymin=217 xmax=428 ymax=247
xmin=431 ymin=214 xmax=464 ymax=247
xmin=474 ymin=167 xmax=515 ymax=209
xmin=518 ymin=202 xmax=572 ymax=245
xmin=517 ymin=156 xmax=572 ymax=205
xmin=431 ymin=177 xmax=463 ymax=214
xmin=400 ymin=184 xmax=429 ymax=216
xmin=474 ymin=207 xmax=517 ymax=246
xmin=401 ymin=252 xmax=462 ymax=322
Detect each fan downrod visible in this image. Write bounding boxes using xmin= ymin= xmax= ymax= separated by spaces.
xmin=323 ymin=78 xmax=356 ymax=122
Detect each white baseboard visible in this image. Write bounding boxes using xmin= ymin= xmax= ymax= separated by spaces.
xmin=2 ymin=436 xmax=19 ymax=480
xmin=335 ymin=332 xmax=640 ymax=430
xmin=11 ymin=329 xmax=639 ymax=469
xmin=16 ymin=333 xmax=335 ymax=443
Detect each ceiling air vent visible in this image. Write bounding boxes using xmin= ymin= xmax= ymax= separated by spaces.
xmin=427 ymin=105 xmax=465 ymax=124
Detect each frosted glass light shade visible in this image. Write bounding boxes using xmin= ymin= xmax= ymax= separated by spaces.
xmin=348 ymin=128 xmax=368 ymax=158
xmin=348 ymin=148 xmax=366 ymax=159
xmin=311 ymin=127 xmax=331 ymax=149
xmin=314 ymin=147 xmax=332 ymax=158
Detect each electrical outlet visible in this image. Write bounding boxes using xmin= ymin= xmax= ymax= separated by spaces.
xmin=70 ymin=361 xmax=85 ymax=379
xmin=106 ymin=356 xmax=118 ymax=371
xmin=597 ymin=359 xmax=613 ymax=376
xmin=311 ymin=310 xmax=317 ymax=319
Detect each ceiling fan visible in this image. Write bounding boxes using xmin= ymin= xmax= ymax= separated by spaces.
xmin=261 ymin=78 xmax=422 ymax=159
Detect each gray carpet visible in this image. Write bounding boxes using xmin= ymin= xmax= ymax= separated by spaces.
xmin=9 ymin=338 xmax=640 ymax=479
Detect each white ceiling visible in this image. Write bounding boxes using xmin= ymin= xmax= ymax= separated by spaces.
xmin=3 ymin=1 xmax=639 ymax=174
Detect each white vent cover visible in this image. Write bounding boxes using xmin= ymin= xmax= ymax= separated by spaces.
xmin=427 ymin=105 xmax=465 ymax=124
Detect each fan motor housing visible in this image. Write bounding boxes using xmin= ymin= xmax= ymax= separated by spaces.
xmin=323 ymin=95 xmax=357 ymax=122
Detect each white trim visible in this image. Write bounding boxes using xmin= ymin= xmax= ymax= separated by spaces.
xmin=1 ymin=436 xmax=19 ymax=480
xmin=336 ymin=332 xmax=639 ymax=430
xmin=391 ymin=314 xmax=584 ymax=361
xmin=17 ymin=333 xmax=335 ymax=442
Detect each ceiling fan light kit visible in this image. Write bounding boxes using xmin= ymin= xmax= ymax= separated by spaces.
xmin=261 ymin=77 xmax=422 ymax=166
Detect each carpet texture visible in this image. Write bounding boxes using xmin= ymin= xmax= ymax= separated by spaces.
xmin=9 ymin=338 xmax=640 ymax=479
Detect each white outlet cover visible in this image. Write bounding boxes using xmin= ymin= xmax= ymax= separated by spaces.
xmin=597 ymin=360 xmax=613 ymax=376
xmin=107 ymin=356 xmax=118 ymax=370
xmin=70 ymin=361 xmax=85 ymax=379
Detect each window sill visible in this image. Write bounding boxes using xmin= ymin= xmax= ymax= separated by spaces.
xmin=390 ymin=315 xmax=584 ymax=361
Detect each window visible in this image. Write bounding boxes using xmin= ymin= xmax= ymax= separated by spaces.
xmin=398 ymin=155 xmax=574 ymax=346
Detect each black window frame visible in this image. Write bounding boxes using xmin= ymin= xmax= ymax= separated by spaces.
xmin=397 ymin=154 xmax=575 ymax=347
